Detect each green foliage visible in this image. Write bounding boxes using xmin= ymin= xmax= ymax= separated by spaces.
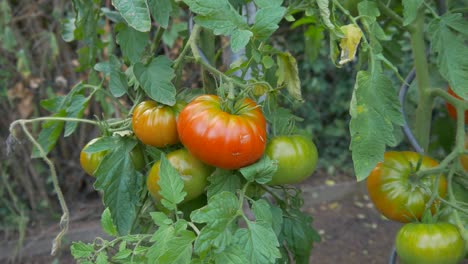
xmin=94 ymin=136 xmax=143 ymax=235
xmin=72 ymin=166 xmax=318 ymax=263
xmin=429 ymin=13 xmax=468 ymax=99
xmin=134 ymin=56 xmax=177 ymax=105
xmin=7 ymin=0 xmax=468 ymax=261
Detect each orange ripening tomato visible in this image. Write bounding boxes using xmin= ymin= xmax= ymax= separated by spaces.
xmin=177 ymin=95 xmax=267 ymax=169
xmin=366 ymin=151 xmax=447 ymax=222
xmin=445 ymin=86 xmax=468 ymax=124
xmin=132 ymin=100 xmax=185 ymax=147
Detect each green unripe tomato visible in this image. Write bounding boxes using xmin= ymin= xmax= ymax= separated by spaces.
xmin=266 ymin=135 xmax=318 ymax=185
xmin=80 ymin=138 xmax=145 ymax=176
xmin=396 ymin=222 xmax=466 ymax=264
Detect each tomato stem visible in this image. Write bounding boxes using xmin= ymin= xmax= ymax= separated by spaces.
xmin=409 ymin=11 xmax=433 ymax=153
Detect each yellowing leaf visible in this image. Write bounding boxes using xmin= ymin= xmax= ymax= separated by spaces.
xmin=339 ymin=24 xmax=362 ymax=65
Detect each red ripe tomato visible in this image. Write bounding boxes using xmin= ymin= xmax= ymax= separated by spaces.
xmin=366 ymin=151 xmax=447 ymax=222
xmin=146 ymin=149 xmax=213 ymax=202
xmin=445 ymin=86 xmax=468 ymax=124
xmin=132 ymin=101 xmax=185 ymax=147
xmin=177 ymin=95 xmax=267 ymax=169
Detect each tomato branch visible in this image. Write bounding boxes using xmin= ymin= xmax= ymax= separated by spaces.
xmin=18 ymin=122 xmax=69 ymax=255
xmin=377 ymin=1 xmax=404 ymax=26
xmin=173 ymin=24 xmax=201 ymax=72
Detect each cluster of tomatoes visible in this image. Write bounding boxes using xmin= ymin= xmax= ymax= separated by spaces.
xmin=367 ymin=151 xmax=466 ymax=263
xmin=80 ymin=94 xmax=318 ymax=203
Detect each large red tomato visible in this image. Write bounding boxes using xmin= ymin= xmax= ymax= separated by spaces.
xmin=177 ymin=95 xmax=267 ymax=169
xmin=445 ymin=86 xmax=468 ymax=124
xmin=132 ymin=100 xmax=185 ymax=147
xmin=366 ymin=151 xmax=447 ymax=222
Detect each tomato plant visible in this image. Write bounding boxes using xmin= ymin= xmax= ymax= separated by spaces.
xmin=6 ymin=0 xmax=468 ymax=262
xmin=147 ymin=148 xmax=213 ymax=202
xmin=132 ymin=100 xmax=185 ymax=147
xmin=445 ymin=86 xmax=468 ymax=124
xmin=396 ymin=222 xmax=466 ymax=264
xmin=177 ymin=95 xmax=267 ymax=169
xmin=265 ymin=135 xmax=318 ymax=185
xmin=366 ymin=151 xmax=447 ymax=222
xmin=80 ymin=138 xmax=145 ymax=176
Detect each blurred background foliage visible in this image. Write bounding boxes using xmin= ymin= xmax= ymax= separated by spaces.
xmin=0 ymin=0 xmax=462 ymax=259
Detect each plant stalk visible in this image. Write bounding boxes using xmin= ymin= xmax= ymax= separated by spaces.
xmin=410 ymin=13 xmax=432 ymax=153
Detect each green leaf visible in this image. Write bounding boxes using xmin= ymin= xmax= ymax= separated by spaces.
xmin=357 ymin=1 xmax=380 ymax=22
xmin=148 ymin=0 xmax=173 ymax=28
xmin=252 ymin=199 xmax=273 ymax=226
xmin=72 ymin=0 xmax=100 ymax=69
xmin=61 ymin=18 xmax=76 ymax=42
xmin=234 ymin=221 xmax=281 ymax=264
xmin=94 ymin=56 xmax=128 ymax=97
xmin=112 ymin=249 xmax=132 ymax=260
xmin=112 ymin=0 xmax=151 ymax=32
xmin=276 ymin=52 xmax=303 ymax=101
xmin=254 ymin=0 xmax=283 ymax=8
xmin=162 ymin=22 xmax=187 ymax=48
xmin=191 ymin=192 xmax=239 ymax=225
xmin=150 ymin=211 xmax=173 ymax=226
xmin=31 ymin=111 xmax=66 ymax=158
xmin=213 ymin=245 xmax=249 ymax=264
xmin=41 ymin=96 xmax=66 ymax=113
xmin=64 ymin=95 xmax=88 ymax=137
xmin=134 ymin=56 xmax=176 ymax=106
xmin=147 ymin=223 xmax=195 ymax=264
xmin=116 ymin=23 xmax=150 ymax=64
xmin=269 ymin=204 xmax=283 ymax=236
xmin=94 ymin=137 xmax=143 ymax=235
xmin=2 ymin=26 xmax=17 ymax=51
xmin=349 ymin=70 xmax=403 ymax=181
xmin=239 ymin=156 xmax=277 ymax=184
xmin=159 ymin=154 xmax=186 ymax=210
xmin=101 ymin=208 xmax=118 ymax=236
xmin=70 ymin=242 xmax=94 ymax=259
xmin=191 ymin=192 xmax=239 ymax=255
xmin=16 ymin=49 xmax=31 ymax=79
xmin=96 ymin=252 xmax=109 ymax=264
xmin=206 ymin=169 xmax=242 ymax=198
xmin=251 ymin=6 xmax=285 ymax=40
xmin=429 ymin=15 xmax=468 ymax=100
xmin=231 ymin=29 xmax=253 ymax=53
xmin=101 ymin=7 xmax=125 ymax=23
xmin=316 ymin=0 xmax=337 ymax=34
xmin=83 ymin=137 xmax=120 ymax=153
xmin=184 ymin=0 xmax=250 ymax=51
xmin=158 ymin=230 xmax=196 ymax=263
xmin=402 ymin=0 xmax=423 ymax=26
xmin=280 ymin=209 xmax=320 ymax=261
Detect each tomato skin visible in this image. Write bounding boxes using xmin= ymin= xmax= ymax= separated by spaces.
xmin=177 ymin=95 xmax=267 ymax=169
xmin=445 ymin=86 xmax=468 ymax=124
xmin=366 ymin=151 xmax=447 ymax=222
xmin=146 ymin=149 xmax=214 ymax=202
xmin=80 ymin=138 xmax=145 ymax=176
xmin=396 ymin=222 xmax=465 ymax=264
xmin=132 ymin=101 xmax=185 ymax=147
xmin=265 ymin=135 xmax=318 ymax=185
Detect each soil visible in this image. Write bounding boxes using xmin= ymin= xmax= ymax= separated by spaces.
xmin=2 ymin=170 xmax=467 ymax=264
